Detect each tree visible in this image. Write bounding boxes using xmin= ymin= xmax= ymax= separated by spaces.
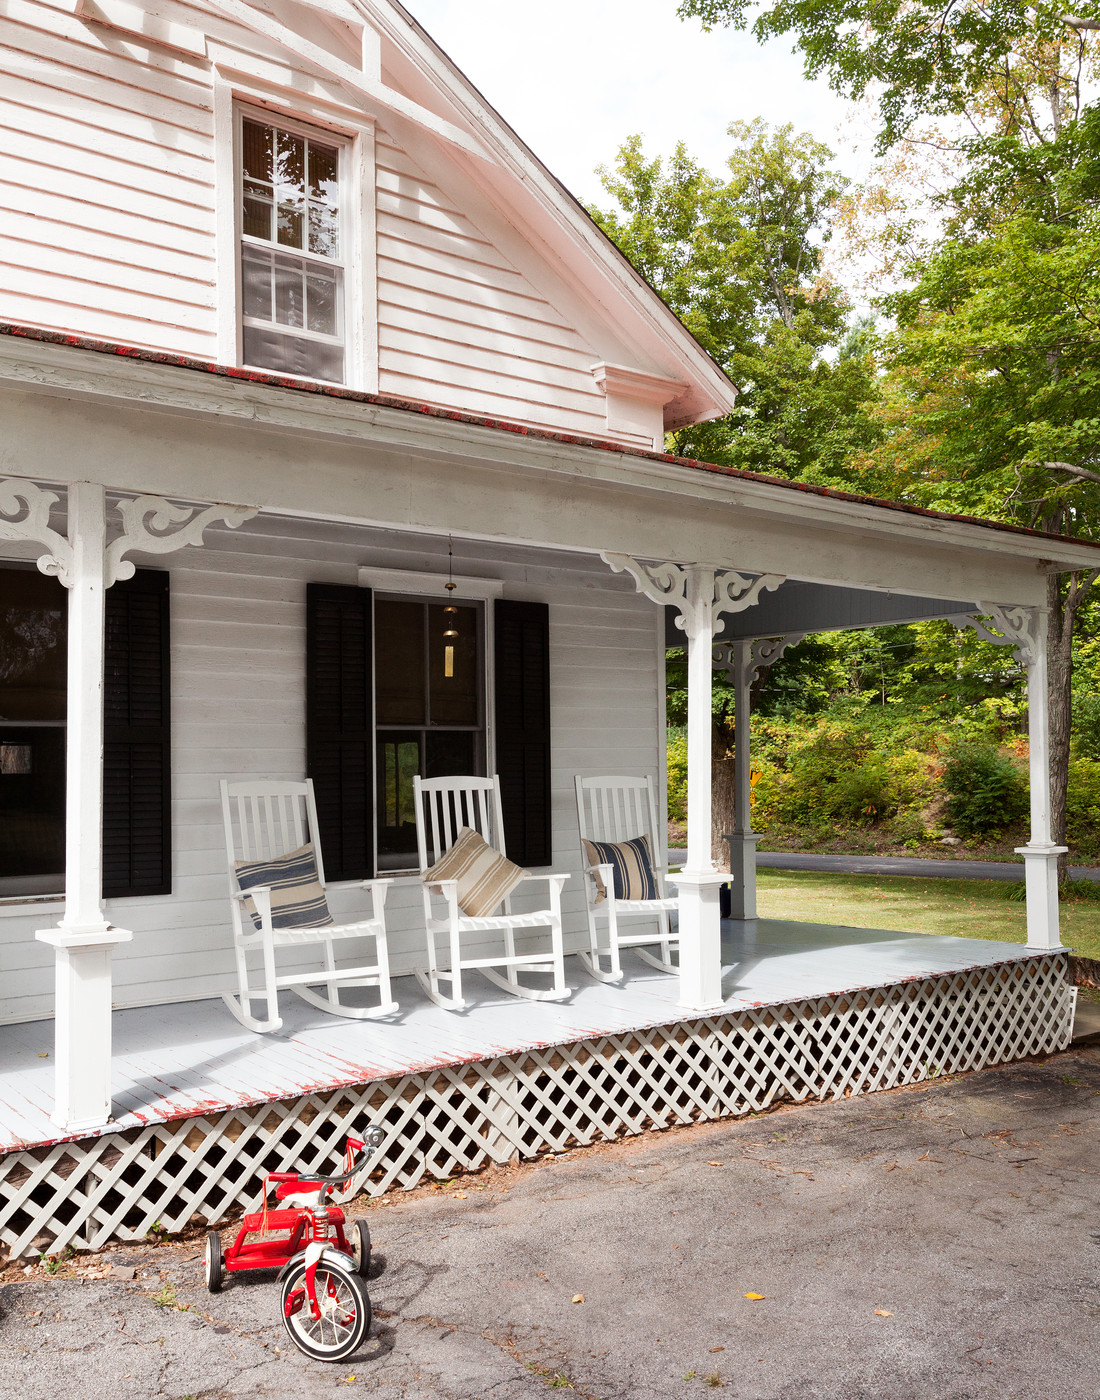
xmin=588 ymin=122 xmax=881 ymax=478
xmin=676 ymin=0 xmax=1096 ymax=150
xmin=591 ymin=122 xmax=881 ymax=859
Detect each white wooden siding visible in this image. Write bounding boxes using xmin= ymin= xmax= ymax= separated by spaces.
xmin=374 ymin=135 xmax=617 ymax=437
xmin=0 ymin=514 xmax=662 ymax=1025
xmin=0 ymin=0 xmax=217 ymax=354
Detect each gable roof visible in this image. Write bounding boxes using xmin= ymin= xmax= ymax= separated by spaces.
xmin=205 ymin=0 xmax=739 ymax=428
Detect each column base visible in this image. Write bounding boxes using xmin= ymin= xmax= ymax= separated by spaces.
xmin=724 ymin=831 xmax=760 ymax=920
xmin=671 ymin=870 xmax=728 ymax=1011
xmin=36 ymin=923 xmax=133 ymax=1133
xmin=1014 ymin=845 xmax=1068 ymax=952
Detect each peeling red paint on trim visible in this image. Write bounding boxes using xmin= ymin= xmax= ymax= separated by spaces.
xmin=2 ymin=319 xmax=1096 ymax=553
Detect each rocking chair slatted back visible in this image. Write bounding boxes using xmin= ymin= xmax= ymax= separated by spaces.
xmin=575 ymin=774 xmax=663 ymax=866
xmin=414 ymin=775 xmax=505 ymax=870
xmin=221 ymin=778 xmax=323 ymax=881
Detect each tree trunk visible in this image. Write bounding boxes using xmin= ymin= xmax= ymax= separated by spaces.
xmin=712 ymin=755 xmax=737 ymax=869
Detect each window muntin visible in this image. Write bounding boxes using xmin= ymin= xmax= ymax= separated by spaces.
xmin=0 ymin=567 xmax=66 ymax=892
xmin=374 ymin=597 xmax=486 ymax=872
xmin=239 ymin=115 xmax=344 ymax=384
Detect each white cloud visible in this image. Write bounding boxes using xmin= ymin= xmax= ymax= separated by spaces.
xmin=405 ymin=0 xmax=862 ymax=206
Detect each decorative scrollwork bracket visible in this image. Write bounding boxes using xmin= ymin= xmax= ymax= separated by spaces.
xmin=951 ymin=604 xmax=1043 ymax=667
xmin=712 ymin=633 xmax=806 ymax=687
xmin=105 ymin=495 xmax=257 ymax=585
xmin=602 ymin=553 xmax=785 ymax=640
xmin=0 ymin=479 xmax=74 ymax=584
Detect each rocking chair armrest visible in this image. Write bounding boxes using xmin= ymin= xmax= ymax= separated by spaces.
xmin=326 ymin=877 xmax=394 ymax=891
xmin=519 ymin=871 xmax=570 ymax=888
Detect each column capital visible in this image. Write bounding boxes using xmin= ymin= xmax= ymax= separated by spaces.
xmin=952 ymin=603 xmax=1044 ymax=667
xmin=602 ymin=554 xmax=785 ymax=640
xmin=712 ymin=633 xmax=806 ymax=686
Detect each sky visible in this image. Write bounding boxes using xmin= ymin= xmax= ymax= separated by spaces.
xmin=404 ymin=0 xmax=866 ymax=210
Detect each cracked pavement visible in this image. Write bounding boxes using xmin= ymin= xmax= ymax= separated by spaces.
xmin=2 ymin=1046 xmax=1100 ymax=1399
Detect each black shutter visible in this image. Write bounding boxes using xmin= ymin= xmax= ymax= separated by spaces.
xmin=493 ymin=599 xmax=551 ymax=867
xmin=306 ymin=583 xmax=373 ymax=880
xmin=103 ymin=568 xmax=171 ymax=897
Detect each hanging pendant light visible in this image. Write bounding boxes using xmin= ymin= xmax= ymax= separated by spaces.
xmin=443 ymin=536 xmax=458 ymax=677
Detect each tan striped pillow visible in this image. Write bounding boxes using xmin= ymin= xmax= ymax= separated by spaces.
xmin=423 ymin=826 xmax=528 ymax=917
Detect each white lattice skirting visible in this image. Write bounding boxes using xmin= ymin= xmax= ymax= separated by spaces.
xmin=0 ymin=955 xmax=1074 ymax=1257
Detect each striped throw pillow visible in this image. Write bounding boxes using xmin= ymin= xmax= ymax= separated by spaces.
xmin=582 ymin=834 xmax=658 ymax=904
xmin=424 ymin=826 xmax=529 ymax=918
xmin=235 ymin=842 xmax=334 ymax=932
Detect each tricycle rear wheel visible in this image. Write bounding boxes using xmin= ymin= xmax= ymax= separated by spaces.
xmin=205 ymin=1231 xmax=224 ymax=1293
xmin=350 ymin=1218 xmax=371 ymax=1277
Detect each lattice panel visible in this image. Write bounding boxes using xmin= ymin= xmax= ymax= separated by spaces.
xmin=0 ymin=956 xmax=1072 ymax=1257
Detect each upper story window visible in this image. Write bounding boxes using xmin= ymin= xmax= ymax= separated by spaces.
xmin=239 ymin=115 xmax=345 ymax=384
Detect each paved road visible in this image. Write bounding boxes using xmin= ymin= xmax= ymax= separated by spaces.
xmin=3 ymin=1048 xmax=1100 ymax=1399
xmin=670 ymin=848 xmax=1100 ymax=882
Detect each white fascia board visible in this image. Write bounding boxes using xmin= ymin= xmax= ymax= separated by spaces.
xmin=1 ymin=335 xmax=1095 ymax=578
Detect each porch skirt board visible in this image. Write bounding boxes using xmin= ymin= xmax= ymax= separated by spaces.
xmin=0 ymin=953 xmax=1073 ymax=1257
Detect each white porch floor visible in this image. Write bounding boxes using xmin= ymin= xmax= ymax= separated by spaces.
xmin=0 ymin=919 xmax=1043 ymax=1153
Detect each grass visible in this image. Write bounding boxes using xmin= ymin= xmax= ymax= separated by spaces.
xmin=755 ymin=868 xmax=1100 ymax=961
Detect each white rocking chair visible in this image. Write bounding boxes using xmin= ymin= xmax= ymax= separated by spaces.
xmin=220 ymin=778 xmax=397 ymax=1033
xmin=574 ymin=774 xmax=679 ymax=983
xmin=414 ymin=774 xmax=570 ymax=1011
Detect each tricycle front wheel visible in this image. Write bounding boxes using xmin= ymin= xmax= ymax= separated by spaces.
xmin=350 ymin=1218 xmax=371 ymax=1277
xmin=204 ymin=1231 xmax=224 ymax=1293
xmin=281 ymin=1262 xmax=370 ymax=1361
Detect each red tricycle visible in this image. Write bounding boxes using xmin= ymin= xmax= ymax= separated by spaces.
xmin=204 ymin=1123 xmax=386 ymax=1361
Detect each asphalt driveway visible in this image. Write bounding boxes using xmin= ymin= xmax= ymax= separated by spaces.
xmin=3 ymin=1046 xmax=1099 ymax=1400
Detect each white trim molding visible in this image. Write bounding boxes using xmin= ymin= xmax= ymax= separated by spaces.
xmin=358 ymin=566 xmax=503 ymax=600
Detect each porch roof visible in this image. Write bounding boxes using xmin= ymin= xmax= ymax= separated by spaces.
xmin=2 ymin=319 xmax=1096 ymax=564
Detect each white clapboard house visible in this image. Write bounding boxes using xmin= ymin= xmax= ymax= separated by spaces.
xmin=0 ymin=0 xmax=1093 ymax=1257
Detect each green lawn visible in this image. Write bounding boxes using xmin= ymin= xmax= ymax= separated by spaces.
xmin=755 ymin=868 xmax=1100 ymax=962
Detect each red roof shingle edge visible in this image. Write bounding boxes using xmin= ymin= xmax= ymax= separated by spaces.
xmin=1 ymin=320 xmax=1092 ymax=553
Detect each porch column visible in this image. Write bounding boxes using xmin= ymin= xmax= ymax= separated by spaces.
xmin=1018 ymin=611 xmax=1066 ymax=949
xmin=604 ymin=556 xmax=783 ymax=1009
xmin=954 ymin=605 xmax=1066 ymax=951
xmin=2 ymin=479 xmax=255 ymax=1131
xmin=36 ymin=483 xmax=134 ymax=1131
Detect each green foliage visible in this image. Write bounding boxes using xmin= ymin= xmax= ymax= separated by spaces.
xmin=1072 ymin=694 xmax=1100 ymax=760
xmin=588 ymin=123 xmax=880 ymax=477
xmin=676 ymin=0 xmax=1090 ymax=151
xmin=1065 ymin=757 xmax=1100 ymax=847
xmin=667 ymin=729 xmax=688 ymax=823
xmin=941 ymin=741 xmax=1029 ymax=837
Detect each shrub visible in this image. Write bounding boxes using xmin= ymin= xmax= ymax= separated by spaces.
xmin=941 ymin=741 xmax=1028 ymax=837
xmin=666 ymin=729 xmax=687 ymax=824
xmin=1065 ymin=757 xmax=1100 ymax=854
xmin=1073 ymin=694 xmax=1100 ymax=760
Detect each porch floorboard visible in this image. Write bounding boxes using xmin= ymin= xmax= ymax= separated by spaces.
xmin=0 ymin=919 xmax=1042 ymax=1154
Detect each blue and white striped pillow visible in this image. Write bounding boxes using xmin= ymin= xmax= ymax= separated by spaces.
xmin=234 ymin=842 xmax=334 ymax=931
xmin=582 ymin=834 xmax=658 ymax=903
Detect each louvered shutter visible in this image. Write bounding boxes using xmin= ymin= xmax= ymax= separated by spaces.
xmin=493 ymin=599 xmax=551 ymax=867
xmin=306 ymin=583 xmax=373 ymax=881
xmin=103 ymin=568 xmax=171 ymax=897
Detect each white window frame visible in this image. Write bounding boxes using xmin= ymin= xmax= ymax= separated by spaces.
xmin=213 ymin=82 xmax=378 ymax=393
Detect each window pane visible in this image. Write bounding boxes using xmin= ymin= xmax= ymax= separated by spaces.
xmin=428 ymin=603 xmax=478 ymax=726
xmin=375 ymin=600 xmax=425 ymax=724
xmin=241 ymin=247 xmax=272 ymax=321
xmin=376 ymin=733 xmax=421 ymax=870
xmin=426 ymin=730 xmax=477 ymax=780
xmin=273 ymin=254 xmax=305 ymax=327
xmin=241 ymin=120 xmax=272 ymax=184
xmin=0 ymin=727 xmax=65 ymax=879
xmin=242 ymin=326 xmax=344 ymax=382
xmin=308 ymin=142 xmax=339 ymax=202
xmin=277 ymin=204 xmax=303 ymax=249
xmin=306 ymin=267 xmax=338 ymax=335
xmin=242 ymin=191 xmax=272 ymax=242
xmin=0 ymin=569 xmax=67 ymax=722
xmin=308 ymin=204 xmax=339 ymax=259
xmin=274 ymin=130 xmax=304 ymax=196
